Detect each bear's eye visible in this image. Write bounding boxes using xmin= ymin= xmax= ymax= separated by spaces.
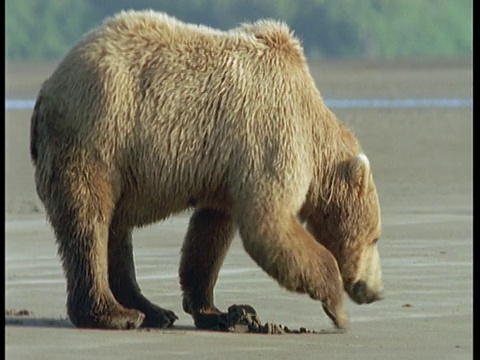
xmin=371 ymin=238 xmax=379 ymax=245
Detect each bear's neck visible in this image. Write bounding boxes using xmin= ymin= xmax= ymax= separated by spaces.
xmin=303 ymin=105 xmax=362 ymax=217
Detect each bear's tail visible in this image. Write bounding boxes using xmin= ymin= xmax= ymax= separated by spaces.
xmin=29 ymin=95 xmax=42 ymax=166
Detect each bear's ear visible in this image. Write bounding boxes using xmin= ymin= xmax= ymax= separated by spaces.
xmin=346 ymin=153 xmax=371 ymax=197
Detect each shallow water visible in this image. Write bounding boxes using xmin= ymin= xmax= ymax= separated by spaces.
xmin=5 ymin=97 xmax=473 ymax=111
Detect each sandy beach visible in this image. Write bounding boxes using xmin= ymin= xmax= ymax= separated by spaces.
xmin=5 ymin=59 xmax=473 ymax=359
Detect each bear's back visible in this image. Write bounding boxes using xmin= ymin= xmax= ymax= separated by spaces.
xmin=35 ymin=10 xmax=323 ymax=194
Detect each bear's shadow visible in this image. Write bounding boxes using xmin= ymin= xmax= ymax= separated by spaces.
xmin=4 ymin=315 xmax=197 ymax=332
xmin=4 ymin=315 xmax=341 ymax=335
xmin=5 ymin=308 xmax=341 ymax=334
xmin=5 ymin=315 xmax=74 ymax=329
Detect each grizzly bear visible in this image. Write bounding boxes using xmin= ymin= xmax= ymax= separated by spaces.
xmin=30 ymin=10 xmax=384 ymax=331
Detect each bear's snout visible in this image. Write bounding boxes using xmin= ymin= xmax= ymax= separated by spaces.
xmin=349 ymin=280 xmax=384 ymax=304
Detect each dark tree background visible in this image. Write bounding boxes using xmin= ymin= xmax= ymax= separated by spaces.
xmin=5 ymin=0 xmax=472 ymax=61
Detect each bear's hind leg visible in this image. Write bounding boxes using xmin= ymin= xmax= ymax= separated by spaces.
xmin=108 ymin=223 xmax=178 ymax=328
xmin=50 ymin=204 xmax=144 ymax=329
xmin=41 ymin=159 xmax=145 ymax=329
xmin=179 ymin=208 xmax=236 ymax=330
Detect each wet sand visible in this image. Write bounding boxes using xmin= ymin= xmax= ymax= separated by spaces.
xmin=5 ymin=59 xmax=473 ymax=359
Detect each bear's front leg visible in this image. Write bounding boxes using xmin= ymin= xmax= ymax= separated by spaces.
xmin=179 ymin=208 xmax=240 ymax=331
xmin=237 ymin=205 xmax=348 ymax=330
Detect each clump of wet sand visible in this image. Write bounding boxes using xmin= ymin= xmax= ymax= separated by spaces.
xmin=5 ymin=309 xmax=32 ymax=317
xmin=225 ymin=304 xmax=343 ymax=335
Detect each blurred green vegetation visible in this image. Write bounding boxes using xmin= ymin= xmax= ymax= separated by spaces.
xmin=5 ymin=0 xmax=472 ymax=61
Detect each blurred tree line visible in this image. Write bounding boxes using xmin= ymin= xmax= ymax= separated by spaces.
xmin=6 ymin=0 xmax=472 ymax=61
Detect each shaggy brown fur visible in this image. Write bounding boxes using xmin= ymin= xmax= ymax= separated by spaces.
xmin=30 ymin=10 xmax=383 ymax=330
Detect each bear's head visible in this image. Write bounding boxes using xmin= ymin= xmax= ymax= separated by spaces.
xmin=306 ymin=153 xmax=384 ymax=305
